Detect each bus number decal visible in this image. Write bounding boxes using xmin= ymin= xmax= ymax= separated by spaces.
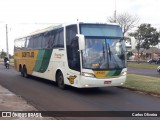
xmin=22 ymin=52 xmax=34 ymax=58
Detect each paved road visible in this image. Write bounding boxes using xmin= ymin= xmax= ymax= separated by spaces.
xmin=128 ymin=67 xmax=160 ymax=77
xmin=0 ymin=64 xmax=160 ymax=120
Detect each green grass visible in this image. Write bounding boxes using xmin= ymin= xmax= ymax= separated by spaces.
xmin=127 ymin=62 xmax=159 ymax=69
xmin=123 ymin=74 xmax=160 ymax=95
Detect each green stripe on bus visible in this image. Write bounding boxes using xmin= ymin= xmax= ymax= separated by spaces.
xmin=34 ymin=49 xmax=52 ymax=73
xmin=107 ymin=70 xmax=122 ymax=76
xmin=113 ymin=70 xmax=122 ymax=76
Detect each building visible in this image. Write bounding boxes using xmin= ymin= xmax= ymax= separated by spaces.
xmin=125 ymin=37 xmax=160 ymax=61
xmin=132 ymin=47 xmax=160 ymax=61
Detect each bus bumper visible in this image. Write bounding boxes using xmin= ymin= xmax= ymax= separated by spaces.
xmin=77 ymin=75 xmax=126 ymax=88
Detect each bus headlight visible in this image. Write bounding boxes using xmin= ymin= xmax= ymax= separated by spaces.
xmin=121 ymin=71 xmax=127 ymax=76
xmin=82 ymin=72 xmax=95 ymax=78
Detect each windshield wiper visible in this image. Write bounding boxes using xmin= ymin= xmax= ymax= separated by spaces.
xmin=107 ymin=43 xmax=111 ymax=60
xmin=107 ymin=43 xmax=121 ymax=69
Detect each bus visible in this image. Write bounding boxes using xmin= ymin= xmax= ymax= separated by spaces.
xmin=14 ymin=22 xmax=127 ymax=89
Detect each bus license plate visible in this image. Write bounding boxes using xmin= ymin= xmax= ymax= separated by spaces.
xmin=104 ymin=81 xmax=111 ymax=84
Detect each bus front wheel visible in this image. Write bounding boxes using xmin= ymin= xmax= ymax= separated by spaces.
xmin=56 ymin=72 xmax=65 ymax=89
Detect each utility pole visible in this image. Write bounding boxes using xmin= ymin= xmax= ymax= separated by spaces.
xmin=114 ymin=0 xmax=117 ymax=23
xmin=6 ymin=24 xmax=9 ymax=58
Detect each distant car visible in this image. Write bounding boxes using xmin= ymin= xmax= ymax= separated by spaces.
xmin=147 ymin=58 xmax=160 ymax=64
xmin=157 ymin=66 xmax=160 ymax=73
xmin=156 ymin=58 xmax=160 ymax=64
xmin=147 ymin=58 xmax=158 ymax=64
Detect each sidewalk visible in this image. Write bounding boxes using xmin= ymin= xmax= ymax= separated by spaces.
xmin=0 ymin=85 xmax=55 ymax=120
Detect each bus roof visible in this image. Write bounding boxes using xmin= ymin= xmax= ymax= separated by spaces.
xmin=15 ymin=22 xmax=121 ymax=40
xmin=15 ymin=24 xmax=63 ymax=40
xmin=29 ymin=24 xmax=63 ymax=35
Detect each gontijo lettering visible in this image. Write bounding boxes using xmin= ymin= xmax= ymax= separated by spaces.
xmin=22 ymin=52 xmax=34 ymax=57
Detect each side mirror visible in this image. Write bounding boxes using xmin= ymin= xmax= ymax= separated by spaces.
xmin=76 ymin=34 xmax=85 ymax=50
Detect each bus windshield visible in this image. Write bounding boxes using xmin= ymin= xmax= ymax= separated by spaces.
xmin=82 ymin=38 xmax=126 ymax=70
xmin=80 ymin=23 xmax=126 ymax=70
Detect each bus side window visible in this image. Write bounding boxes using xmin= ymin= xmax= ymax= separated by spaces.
xmin=47 ymin=32 xmax=53 ymax=49
xmin=26 ymin=37 xmax=34 ymax=49
xmin=15 ymin=38 xmax=26 ymax=50
xmin=43 ymin=32 xmax=51 ymax=49
xmin=34 ymin=34 xmax=42 ymax=49
xmin=54 ymin=28 xmax=64 ymax=48
xmin=41 ymin=33 xmax=46 ymax=49
xmin=66 ymin=24 xmax=80 ymax=71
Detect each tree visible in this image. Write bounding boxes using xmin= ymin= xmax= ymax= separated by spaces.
xmin=129 ymin=24 xmax=160 ymax=62
xmin=1 ymin=51 xmax=6 ymax=59
xmin=108 ymin=12 xmax=139 ymax=37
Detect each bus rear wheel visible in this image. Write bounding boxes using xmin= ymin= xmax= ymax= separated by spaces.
xmin=23 ymin=67 xmax=28 ymax=78
xmin=20 ymin=67 xmax=24 ymax=77
xmin=56 ymin=72 xmax=65 ymax=89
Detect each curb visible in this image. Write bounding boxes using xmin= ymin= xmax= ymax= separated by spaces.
xmin=0 ymin=85 xmax=55 ymax=120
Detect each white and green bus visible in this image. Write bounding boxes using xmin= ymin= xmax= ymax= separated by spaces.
xmin=14 ymin=22 xmax=127 ymax=89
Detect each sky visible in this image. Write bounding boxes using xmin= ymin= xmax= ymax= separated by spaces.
xmin=0 ymin=0 xmax=160 ymax=55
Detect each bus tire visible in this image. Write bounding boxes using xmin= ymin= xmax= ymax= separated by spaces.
xmin=56 ymin=71 xmax=65 ymax=89
xmin=19 ymin=65 xmax=24 ymax=77
xmin=23 ymin=66 xmax=28 ymax=78
xmin=20 ymin=67 xmax=24 ymax=77
xmin=21 ymin=70 xmax=24 ymax=77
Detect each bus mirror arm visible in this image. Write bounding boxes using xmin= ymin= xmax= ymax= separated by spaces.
xmin=76 ymin=34 xmax=85 ymax=50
